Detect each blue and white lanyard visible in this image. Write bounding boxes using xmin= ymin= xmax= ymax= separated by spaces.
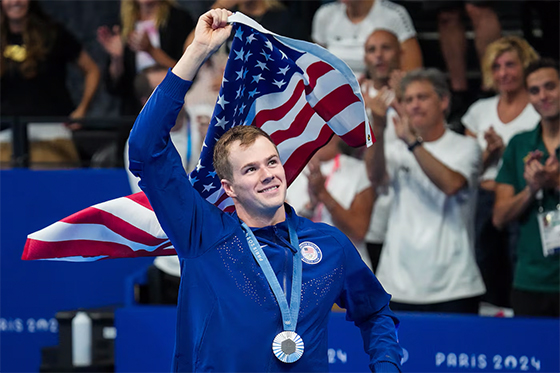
xmin=241 ymin=221 xmax=302 ymax=332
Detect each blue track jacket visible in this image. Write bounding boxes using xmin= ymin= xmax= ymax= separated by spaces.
xmin=128 ymin=70 xmax=402 ymax=372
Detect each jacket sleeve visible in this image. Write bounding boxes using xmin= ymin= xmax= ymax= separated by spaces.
xmin=128 ymin=69 xmax=233 ymax=258
xmin=335 ymin=233 xmax=402 ymax=372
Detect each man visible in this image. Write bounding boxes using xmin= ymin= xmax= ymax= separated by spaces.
xmin=493 ymin=59 xmax=560 ymax=317
xmin=128 ymin=9 xmax=402 ymax=372
xmin=362 ymin=29 xmax=402 ymax=271
xmin=365 ymin=68 xmax=486 ymax=313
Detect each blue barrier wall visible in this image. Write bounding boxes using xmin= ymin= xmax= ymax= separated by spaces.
xmin=115 ymin=307 xmax=560 ymax=372
xmin=0 ymin=170 xmax=154 ymax=372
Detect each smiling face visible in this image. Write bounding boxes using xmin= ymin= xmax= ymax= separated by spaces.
xmin=222 ymin=136 xmax=287 ymax=227
xmin=364 ymin=30 xmax=401 ymax=83
xmin=1 ymin=0 xmax=30 ymax=22
xmin=492 ymin=50 xmax=525 ymax=94
xmin=527 ymin=67 xmax=560 ymax=122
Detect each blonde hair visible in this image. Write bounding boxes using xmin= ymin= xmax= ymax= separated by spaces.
xmin=481 ymin=36 xmax=539 ymax=91
xmin=120 ymin=0 xmax=176 ymax=39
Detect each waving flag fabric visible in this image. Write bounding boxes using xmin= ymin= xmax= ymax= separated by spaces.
xmin=191 ymin=12 xmax=373 ymax=211
xmin=22 ymin=12 xmax=372 ymax=261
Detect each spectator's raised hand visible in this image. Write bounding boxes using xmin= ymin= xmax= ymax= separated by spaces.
xmin=484 ymin=126 xmax=505 ymax=158
xmin=306 ymin=158 xmax=327 ymax=202
xmin=97 ymin=25 xmax=123 ymax=58
xmin=389 ymin=70 xmax=406 ymax=100
xmin=363 ymin=83 xmax=393 ymax=129
xmin=524 ymin=151 xmax=547 ymax=193
xmin=128 ymin=30 xmax=153 ymax=53
xmin=391 ymin=100 xmax=417 ymax=145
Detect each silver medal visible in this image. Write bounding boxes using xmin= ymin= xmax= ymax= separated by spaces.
xmin=272 ymin=331 xmax=304 ymax=363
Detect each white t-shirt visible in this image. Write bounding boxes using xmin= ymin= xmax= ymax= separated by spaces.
xmin=312 ymin=0 xmax=416 ymax=76
xmin=376 ymin=130 xmax=486 ymax=304
xmin=287 ymin=154 xmax=373 ymax=269
xmin=461 ymin=95 xmax=539 ymax=182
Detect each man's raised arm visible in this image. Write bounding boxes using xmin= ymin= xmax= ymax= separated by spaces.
xmin=128 ymin=9 xmax=232 ymax=168
xmin=126 ymin=9 xmax=233 ymax=253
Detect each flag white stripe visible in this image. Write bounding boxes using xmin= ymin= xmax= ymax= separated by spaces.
xmin=305 ymin=68 xmax=351 ymax=107
xmin=327 ymin=101 xmax=368 ymax=136
xmin=29 ymin=222 xmax=164 ymax=252
xmin=277 ymin=112 xmax=326 ymax=162
xmin=259 ymin=92 xmax=307 ymax=134
xmin=217 ymin=198 xmax=235 ymax=211
xmin=93 ymin=197 xmax=166 ymax=238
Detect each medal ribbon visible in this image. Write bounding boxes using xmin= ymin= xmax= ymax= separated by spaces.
xmin=241 ymin=219 xmax=302 ymax=332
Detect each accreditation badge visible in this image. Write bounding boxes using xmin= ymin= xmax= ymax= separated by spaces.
xmin=272 ymin=331 xmax=304 ymax=363
xmin=537 ymin=209 xmax=560 ymax=257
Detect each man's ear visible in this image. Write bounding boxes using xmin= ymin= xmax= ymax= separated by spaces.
xmin=222 ymin=179 xmax=236 ymax=198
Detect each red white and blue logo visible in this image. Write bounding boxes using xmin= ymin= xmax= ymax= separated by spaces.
xmin=299 ymin=242 xmax=322 ymax=265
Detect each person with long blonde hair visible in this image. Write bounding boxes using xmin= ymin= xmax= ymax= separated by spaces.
xmin=97 ymin=0 xmax=194 ymax=115
xmin=461 ymin=36 xmax=541 ymax=311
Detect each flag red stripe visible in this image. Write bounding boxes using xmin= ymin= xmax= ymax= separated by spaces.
xmin=268 ymin=103 xmax=315 ymax=146
xmin=304 ymin=61 xmax=334 ymax=94
xmin=252 ymin=80 xmax=306 ymax=127
xmin=313 ymin=84 xmax=360 ymax=123
xmin=339 ymin=121 xmax=373 ymax=147
xmin=60 ymin=207 xmax=167 ymax=246
xmin=125 ymin=192 xmax=153 ymax=211
xmin=283 ymin=124 xmax=335 ymax=184
xmin=215 ymin=192 xmax=229 ymax=207
xmin=22 ymin=239 xmax=175 ymax=261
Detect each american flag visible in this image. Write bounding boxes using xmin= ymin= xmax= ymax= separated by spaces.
xmin=191 ymin=13 xmax=373 ymax=211
xmin=22 ymin=12 xmax=373 ymax=261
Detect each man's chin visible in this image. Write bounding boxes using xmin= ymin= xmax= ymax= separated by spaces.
xmin=543 ymin=112 xmax=560 ymax=122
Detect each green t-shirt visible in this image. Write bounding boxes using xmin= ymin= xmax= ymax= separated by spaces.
xmin=495 ymin=124 xmax=560 ymax=293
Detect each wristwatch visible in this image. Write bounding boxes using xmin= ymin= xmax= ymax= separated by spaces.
xmin=407 ymin=136 xmax=423 ymax=152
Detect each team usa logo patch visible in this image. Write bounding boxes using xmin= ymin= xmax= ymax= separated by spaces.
xmin=299 ymin=242 xmax=322 ymax=265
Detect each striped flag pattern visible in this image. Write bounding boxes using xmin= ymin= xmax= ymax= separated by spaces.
xmin=190 ymin=12 xmax=373 ymax=211
xmin=22 ymin=12 xmax=372 ymax=261
xmin=22 ymin=193 xmax=176 ymax=260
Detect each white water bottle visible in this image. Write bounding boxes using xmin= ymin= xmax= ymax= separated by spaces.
xmin=72 ymin=311 xmax=92 ymax=366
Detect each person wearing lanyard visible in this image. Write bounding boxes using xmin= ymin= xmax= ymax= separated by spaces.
xmin=493 ymin=58 xmax=560 ymax=317
xmin=128 ymin=8 xmax=402 ymax=373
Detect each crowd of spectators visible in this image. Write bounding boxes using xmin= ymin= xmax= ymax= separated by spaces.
xmin=1 ymin=0 xmax=558 ymax=317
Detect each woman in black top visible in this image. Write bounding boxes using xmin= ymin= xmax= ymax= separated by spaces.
xmin=97 ymin=0 xmax=194 ymax=116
